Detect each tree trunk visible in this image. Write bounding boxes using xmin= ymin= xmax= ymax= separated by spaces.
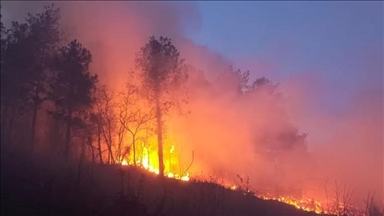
xmin=155 ymin=94 xmax=164 ymax=177
xmin=1 ymin=104 xmax=9 ymax=145
xmin=97 ymin=125 xmax=103 ymax=164
xmin=102 ymin=119 xmax=114 ymax=164
xmin=65 ymin=107 xmax=72 ymax=161
xmin=108 ymin=132 xmax=116 ymax=163
xmin=132 ymin=133 xmax=136 ymax=166
xmin=107 ymin=149 xmax=111 ymax=164
xmin=6 ymin=105 xmax=15 ymax=146
xmin=77 ymin=140 xmax=86 ymax=186
xmin=108 ymin=121 xmax=114 ymax=164
xmin=30 ymin=82 xmax=44 ymax=153
xmin=104 ymin=136 xmax=113 ymax=164
xmin=30 ymin=101 xmax=39 ymax=152
xmin=89 ymin=136 xmax=95 ymax=163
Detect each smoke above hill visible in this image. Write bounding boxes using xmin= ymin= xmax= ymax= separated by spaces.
xmin=1 ymin=1 xmax=382 ymax=208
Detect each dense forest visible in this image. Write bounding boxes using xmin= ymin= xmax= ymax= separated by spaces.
xmin=1 ymin=4 xmax=382 ymax=216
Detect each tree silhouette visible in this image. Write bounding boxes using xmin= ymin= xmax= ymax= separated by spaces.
xmin=88 ymin=112 xmax=104 ymax=164
xmin=93 ymin=85 xmax=116 ymax=164
xmin=217 ymin=66 xmax=252 ymax=94
xmin=135 ymin=36 xmax=187 ymax=176
xmin=1 ymin=4 xmax=62 ymax=151
xmin=0 ymin=10 xmax=6 ymax=64
xmin=50 ymin=40 xmax=98 ymax=161
xmin=118 ymin=81 xmax=155 ymax=166
xmin=26 ymin=4 xmax=62 ymax=151
xmin=1 ymin=21 xmax=31 ymax=145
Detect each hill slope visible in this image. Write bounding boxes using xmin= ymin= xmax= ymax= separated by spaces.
xmin=1 ymin=147 xmax=330 ymax=216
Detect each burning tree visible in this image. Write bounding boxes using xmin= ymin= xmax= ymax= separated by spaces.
xmin=135 ymin=36 xmax=188 ymax=176
xmin=118 ymin=80 xmax=155 ymax=166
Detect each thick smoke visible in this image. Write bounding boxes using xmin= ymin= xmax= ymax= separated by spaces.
xmin=57 ymin=1 xmax=231 ymax=89
xmin=2 ymin=1 xmax=382 ymax=208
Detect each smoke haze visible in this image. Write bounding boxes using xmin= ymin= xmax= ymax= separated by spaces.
xmin=2 ymin=1 xmax=382 ymax=208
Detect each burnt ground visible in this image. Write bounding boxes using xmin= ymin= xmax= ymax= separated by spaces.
xmin=1 ymin=146 xmax=332 ymax=216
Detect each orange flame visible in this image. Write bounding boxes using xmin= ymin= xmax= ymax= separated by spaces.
xmin=118 ymin=140 xmax=190 ymax=182
xmin=223 ymin=183 xmax=365 ymax=215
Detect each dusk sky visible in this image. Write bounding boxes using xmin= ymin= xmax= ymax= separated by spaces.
xmin=189 ymin=1 xmax=383 ymax=117
xmin=1 ymin=1 xmax=383 ymax=125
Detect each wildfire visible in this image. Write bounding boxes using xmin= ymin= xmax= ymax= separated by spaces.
xmin=115 ymin=135 xmax=364 ymax=215
xmin=224 ymin=184 xmax=366 ymax=215
xmin=258 ymin=194 xmax=324 ymax=214
xmin=225 ymin=183 xmax=327 ymax=214
xmin=119 ymin=150 xmax=368 ymax=215
xmin=118 ymin=142 xmax=327 ymax=214
xmin=118 ymin=142 xmax=190 ymax=182
xmin=121 ymin=159 xmax=128 ymax=166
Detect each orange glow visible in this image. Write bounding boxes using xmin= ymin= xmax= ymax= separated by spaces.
xmin=222 ymin=183 xmax=365 ymax=215
xmin=114 ymin=127 xmax=361 ymax=214
xmin=121 ymin=159 xmax=128 ymax=166
xmin=116 ymin=138 xmax=190 ymax=182
xmin=259 ymin=194 xmax=324 ymax=214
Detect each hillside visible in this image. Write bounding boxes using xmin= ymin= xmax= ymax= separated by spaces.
xmin=1 ymin=146 xmax=330 ymax=216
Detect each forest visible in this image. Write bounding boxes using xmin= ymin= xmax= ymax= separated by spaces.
xmin=1 ymin=4 xmax=383 ymax=216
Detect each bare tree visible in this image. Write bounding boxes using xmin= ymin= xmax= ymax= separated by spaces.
xmin=118 ymin=81 xmax=155 ymax=166
xmin=89 ymin=112 xmax=104 ymax=164
xmin=94 ymin=85 xmax=116 ymax=164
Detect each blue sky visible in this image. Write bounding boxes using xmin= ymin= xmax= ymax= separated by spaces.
xmin=188 ymin=1 xmax=383 ymax=116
